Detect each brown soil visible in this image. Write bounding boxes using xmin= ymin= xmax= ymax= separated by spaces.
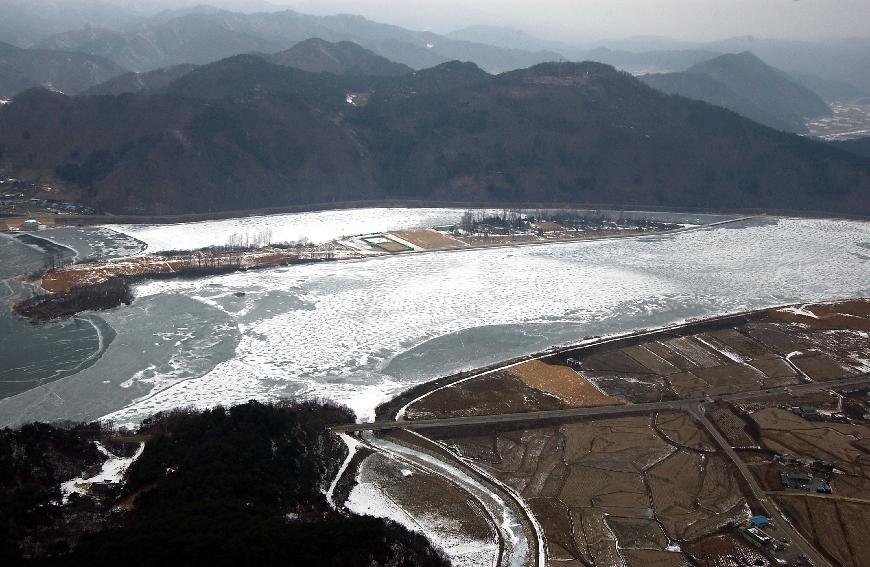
xmin=684 ymin=533 xmax=772 ymax=567
xmin=507 ymin=359 xmax=624 ymax=407
xmin=405 ymin=371 xmax=565 ymax=420
xmin=791 ymin=353 xmax=857 ymax=381
xmin=770 ymin=300 xmax=870 ymax=333
xmin=454 ymin=234 xmax=540 ymax=246
xmin=42 ymin=257 xmax=186 ymax=291
xmin=388 ymin=229 xmax=467 ymax=250
xmin=774 ymin=496 xmax=870 ymax=567
xmin=707 ymin=404 xmax=757 ymax=447
xmin=40 ymin=246 xmax=347 ymax=293
xmin=432 ymin=412 xmax=752 ymax=566
xmin=751 ymin=408 xmax=870 ymax=476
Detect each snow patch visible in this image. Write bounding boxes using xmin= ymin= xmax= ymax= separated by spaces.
xmin=59 ymin=442 xmax=145 ymax=504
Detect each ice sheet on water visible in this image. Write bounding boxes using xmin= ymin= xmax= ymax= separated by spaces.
xmin=98 ymin=217 xmax=870 ymax=428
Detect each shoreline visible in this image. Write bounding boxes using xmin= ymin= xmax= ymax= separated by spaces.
xmin=369 ymin=300 xmax=858 ymax=428
xmin=15 ymin=215 xmax=756 ymax=321
xmin=7 ymin=199 xmax=870 ymax=227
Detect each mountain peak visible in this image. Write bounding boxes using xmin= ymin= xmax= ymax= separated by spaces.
xmin=269 ymin=39 xmax=412 ymax=77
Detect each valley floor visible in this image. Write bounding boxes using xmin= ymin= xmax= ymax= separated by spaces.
xmin=341 ymin=299 xmax=870 ymax=567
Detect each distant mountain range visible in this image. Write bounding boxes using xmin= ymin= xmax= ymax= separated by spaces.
xmin=83 ymin=39 xmax=413 ymax=97
xmin=33 ymin=7 xmax=560 ymax=74
xmin=1 ymin=56 xmax=867 ymax=216
xmin=1 ymin=3 xmax=867 ymax=108
xmin=0 ymin=40 xmax=125 ymax=97
xmin=641 ymin=52 xmax=832 ymax=134
xmin=446 ymin=26 xmax=870 ymax=96
xmin=82 ymin=64 xmax=198 ymax=96
xmin=0 ymin=0 xmax=143 ymax=47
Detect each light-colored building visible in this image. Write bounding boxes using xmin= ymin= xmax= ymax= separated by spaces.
xmin=21 ymin=219 xmax=39 ymax=231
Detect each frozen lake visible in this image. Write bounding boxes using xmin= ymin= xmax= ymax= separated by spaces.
xmin=1 ymin=212 xmax=869 ymax=428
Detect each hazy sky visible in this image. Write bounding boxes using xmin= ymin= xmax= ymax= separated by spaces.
xmin=278 ymin=0 xmax=870 ymax=42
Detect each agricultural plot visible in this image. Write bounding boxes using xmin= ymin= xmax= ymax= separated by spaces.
xmin=750 ymin=408 xmax=870 ymax=477
xmin=775 ymin=497 xmax=870 ymax=567
xmin=360 ymin=234 xmax=414 ymax=253
xmin=428 ymin=413 xmax=752 ymax=567
xmin=404 ymin=301 xmax=870 ymax=421
xmin=393 ymin=300 xmax=870 ymax=567
xmin=388 ymin=229 xmax=467 ymax=250
xmin=506 ymin=360 xmax=622 ymax=407
xmin=404 ymin=371 xmax=565 ymax=420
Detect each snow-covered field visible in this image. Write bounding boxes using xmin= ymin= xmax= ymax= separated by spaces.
xmin=60 ymin=442 xmax=144 ymax=503
xmin=1 ymin=216 xmax=869 ymax=431
xmin=104 ymin=207 xmax=730 ymax=253
xmin=107 ymin=208 xmax=496 ymax=252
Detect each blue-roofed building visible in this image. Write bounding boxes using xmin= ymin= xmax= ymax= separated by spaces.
xmin=750 ymin=515 xmax=769 ymax=527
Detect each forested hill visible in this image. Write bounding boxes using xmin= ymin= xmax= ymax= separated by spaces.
xmin=0 ymin=40 xmax=126 ymax=98
xmin=0 ymin=58 xmax=868 ymax=216
xmin=0 ymin=401 xmax=449 ymax=566
xmin=268 ymin=38 xmax=413 ymax=76
xmin=641 ymin=51 xmax=832 ymax=134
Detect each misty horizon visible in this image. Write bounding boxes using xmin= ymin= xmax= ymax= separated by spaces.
xmin=10 ymin=0 xmax=869 ymax=45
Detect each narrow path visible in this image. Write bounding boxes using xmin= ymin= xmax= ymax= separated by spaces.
xmin=334 ymin=375 xmax=870 ymax=432
xmin=691 ymin=404 xmax=833 ymax=567
xmin=769 ymin=491 xmax=870 ymax=506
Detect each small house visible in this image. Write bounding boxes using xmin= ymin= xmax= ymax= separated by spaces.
xmin=89 ymin=480 xmax=118 ymax=494
xmin=780 ymin=471 xmax=812 ymax=489
xmin=750 ymin=515 xmax=769 ymax=528
xmin=21 ymin=219 xmax=39 ymax=231
xmin=811 ymin=460 xmax=835 ymax=474
xmin=773 ymin=453 xmax=798 ymax=466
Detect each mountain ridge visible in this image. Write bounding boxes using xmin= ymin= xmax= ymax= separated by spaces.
xmin=0 ymin=58 xmax=867 ymax=216
xmin=268 ymin=38 xmax=412 ymax=76
xmin=33 ymin=8 xmax=561 ymax=74
xmin=641 ymin=51 xmax=831 ymax=133
xmin=0 ymin=41 xmax=127 ymax=98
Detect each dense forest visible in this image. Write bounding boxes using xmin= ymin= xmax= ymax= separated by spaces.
xmin=0 ymin=401 xmax=449 ymax=567
xmin=0 ymin=56 xmax=868 ymax=215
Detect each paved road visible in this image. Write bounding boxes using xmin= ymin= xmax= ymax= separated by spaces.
xmin=691 ymin=403 xmax=833 ymax=567
xmin=331 ymin=375 xmax=870 ymax=432
xmin=332 ymin=372 xmax=870 ymax=567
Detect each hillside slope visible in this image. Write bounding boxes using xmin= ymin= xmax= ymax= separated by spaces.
xmin=83 ymin=64 xmax=198 ymax=96
xmin=268 ymin=38 xmax=412 ymax=76
xmin=641 ymin=52 xmax=831 ymax=133
xmin=0 ymin=41 xmax=126 ymax=98
xmin=35 ymin=17 xmax=287 ymax=71
xmin=641 ymin=71 xmax=798 ymax=133
xmin=0 ymin=59 xmax=867 ymax=215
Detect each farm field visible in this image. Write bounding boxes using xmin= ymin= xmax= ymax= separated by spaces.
xmin=389 ymin=300 xmax=870 ymax=566
xmin=423 ymin=412 xmax=756 ymax=567
xmin=405 ymin=300 xmax=870 ymax=419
